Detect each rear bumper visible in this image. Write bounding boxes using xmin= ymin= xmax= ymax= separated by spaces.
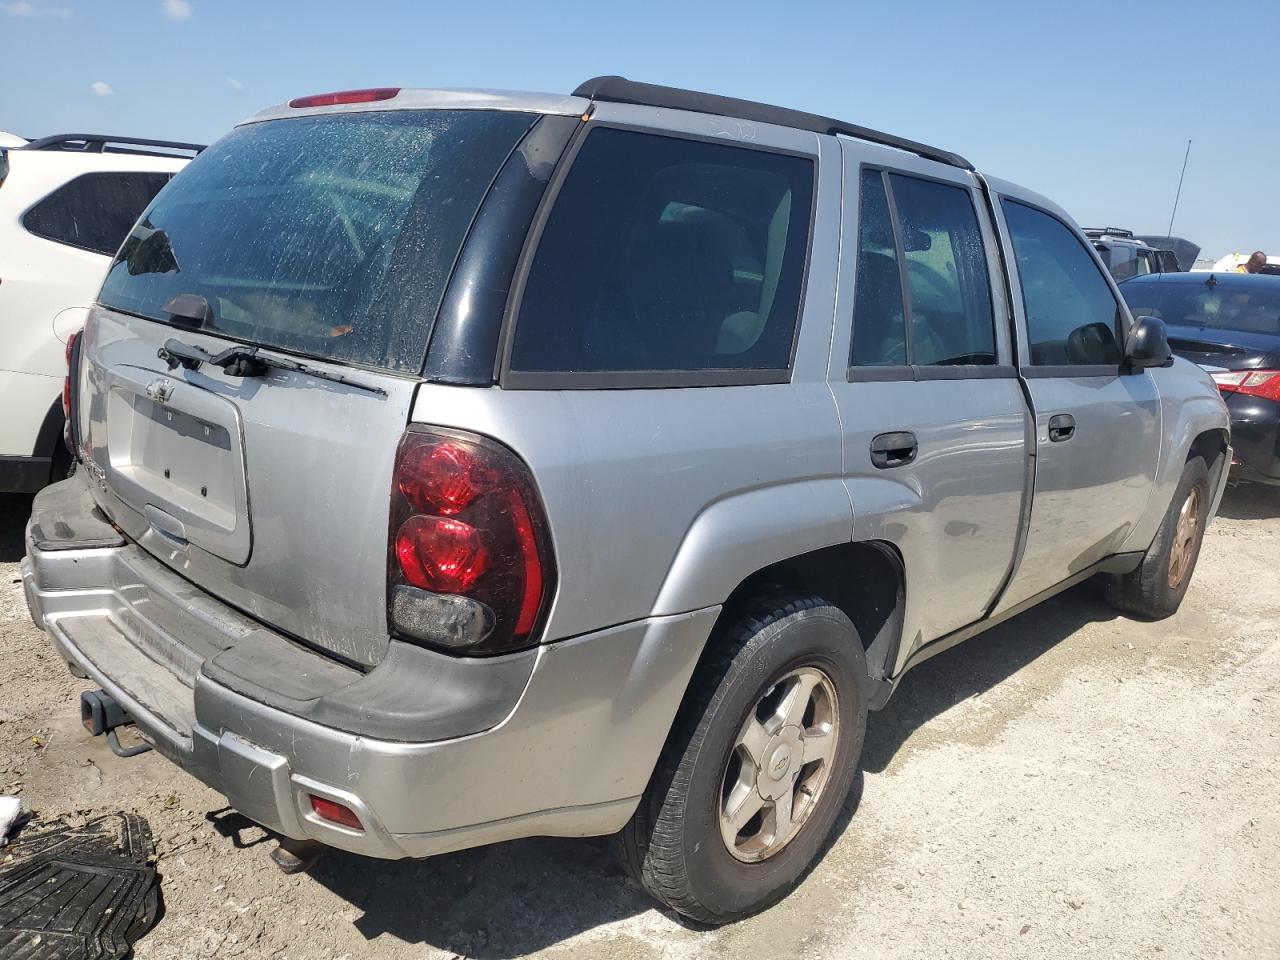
xmin=1225 ymin=392 xmax=1280 ymax=485
xmin=23 ymin=477 xmax=715 ymax=859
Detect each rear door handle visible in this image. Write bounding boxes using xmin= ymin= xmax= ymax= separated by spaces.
xmin=1048 ymin=413 xmax=1076 ymax=443
xmin=870 ymin=431 xmax=918 ymax=469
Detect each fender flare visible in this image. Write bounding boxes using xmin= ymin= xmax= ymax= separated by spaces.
xmin=650 ymin=478 xmax=856 ymax=617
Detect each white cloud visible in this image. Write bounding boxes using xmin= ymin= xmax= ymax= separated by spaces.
xmin=1 ymin=1 xmax=72 ymax=18
xmin=90 ymin=81 xmax=114 ymax=97
xmin=161 ymin=0 xmax=191 ymax=21
xmin=226 ymin=77 xmax=244 ymax=91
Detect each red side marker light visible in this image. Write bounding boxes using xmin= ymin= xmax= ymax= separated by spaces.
xmin=309 ymin=795 xmax=363 ymax=830
xmin=288 ymin=88 xmax=400 ymax=108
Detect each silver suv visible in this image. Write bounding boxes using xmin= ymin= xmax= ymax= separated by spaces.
xmin=22 ymin=77 xmax=1231 ymax=923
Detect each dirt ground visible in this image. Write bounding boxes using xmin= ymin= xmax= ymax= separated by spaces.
xmin=1 ymin=485 xmax=1278 ymax=960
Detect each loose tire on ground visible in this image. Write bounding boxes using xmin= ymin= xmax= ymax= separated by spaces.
xmin=617 ymin=594 xmax=867 ymax=924
xmin=1105 ymin=456 xmax=1211 ymax=619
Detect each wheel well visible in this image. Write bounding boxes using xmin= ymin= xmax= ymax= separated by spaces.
xmin=1188 ymin=428 xmax=1229 ymax=482
xmin=716 ymin=541 xmax=906 ymax=684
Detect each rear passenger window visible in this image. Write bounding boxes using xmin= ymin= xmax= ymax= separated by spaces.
xmin=849 ymin=170 xmax=996 ymax=371
xmin=509 ymin=128 xmax=813 ymax=382
xmin=888 ymin=174 xmax=996 ymax=366
xmin=23 ymin=172 xmax=172 ymax=256
xmin=1002 ymin=200 xmax=1123 ymax=367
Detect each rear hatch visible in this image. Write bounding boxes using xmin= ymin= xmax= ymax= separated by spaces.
xmin=76 ymin=106 xmax=538 ymax=667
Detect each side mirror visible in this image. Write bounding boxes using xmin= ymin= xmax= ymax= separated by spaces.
xmin=1124 ymin=315 xmax=1174 ymax=370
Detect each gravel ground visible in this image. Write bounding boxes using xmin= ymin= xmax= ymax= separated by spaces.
xmin=1 ymin=484 xmax=1278 ymax=960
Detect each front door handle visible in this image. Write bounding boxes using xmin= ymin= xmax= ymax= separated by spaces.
xmin=1048 ymin=413 xmax=1076 ymax=443
xmin=870 ymin=431 xmax=918 ymax=469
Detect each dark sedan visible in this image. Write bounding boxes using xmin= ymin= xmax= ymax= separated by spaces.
xmin=1120 ymin=271 xmax=1280 ymax=486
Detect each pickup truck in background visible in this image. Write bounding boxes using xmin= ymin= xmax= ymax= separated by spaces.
xmin=22 ymin=77 xmax=1232 ymax=924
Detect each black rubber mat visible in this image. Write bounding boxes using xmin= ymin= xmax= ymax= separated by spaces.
xmin=0 ymin=813 xmax=160 ymax=959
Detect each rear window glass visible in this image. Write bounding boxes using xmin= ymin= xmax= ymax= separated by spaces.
xmin=1120 ymin=279 xmax=1280 ymax=335
xmin=24 ymin=171 xmax=172 ymax=257
xmin=508 ymin=127 xmax=813 ymax=382
xmin=99 ymin=110 xmax=535 ymax=373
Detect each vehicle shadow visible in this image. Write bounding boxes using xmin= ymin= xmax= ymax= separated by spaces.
xmin=0 ymin=493 xmax=35 ymax=563
xmin=311 ymin=833 xmax=655 ymax=955
xmin=1215 ymin=481 xmax=1280 ymax=520
xmin=308 ymin=769 xmax=867 ymax=957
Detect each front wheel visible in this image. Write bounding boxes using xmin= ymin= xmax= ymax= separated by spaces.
xmin=1105 ymin=456 xmax=1211 ymax=619
xmin=617 ymin=595 xmax=867 ymax=924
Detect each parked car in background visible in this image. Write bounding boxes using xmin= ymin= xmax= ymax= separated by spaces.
xmin=1120 ymin=271 xmax=1280 ymax=486
xmin=1085 ymin=227 xmax=1182 ymax=279
xmin=22 ymin=78 xmax=1230 ymax=924
xmin=1133 ymin=234 xmax=1199 ymax=272
xmin=0 ymin=133 xmax=200 ymax=493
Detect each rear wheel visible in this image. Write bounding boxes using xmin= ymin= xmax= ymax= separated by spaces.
xmin=1105 ymin=456 xmax=1210 ymax=619
xmin=617 ymin=595 xmax=866 ymax=924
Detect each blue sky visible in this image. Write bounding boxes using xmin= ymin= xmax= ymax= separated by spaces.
xmin=2 ymin=0 xmax=1274 ymax=259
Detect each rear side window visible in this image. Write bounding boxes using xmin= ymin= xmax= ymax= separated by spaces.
xmin=891 ymin=174 xmax=996 ymax=366
xmin=23 ymin=172 xmax=172 ymax=256
xmin=1003 ymin=200 xmax=1123 ymax=367
xmin=849 ymin=170 xmax=996 ymax=371
xmin=99 ymin=110 xmax=536 ymax=374
xmin=508 ymin=127 xmax=814 ymax=384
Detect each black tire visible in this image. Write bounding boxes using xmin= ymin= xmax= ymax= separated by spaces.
xmin=617 ymin=594 xmax=867 ymax=924
xmin=1105 ymin=456 xmax=1210 ymax=619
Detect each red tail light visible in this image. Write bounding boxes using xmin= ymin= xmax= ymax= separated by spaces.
xmin=396 ymin=515 xmax=489 ymax=592
xmin=1212 ymin=369 xmax=1280 ymax=403
xmin=288 ymin=87 xmax=400 ymax=108
xmin=388 ymin=427 xmax=555 ymax=655
xmin=62 ymin=331 xmax=79 ymax=419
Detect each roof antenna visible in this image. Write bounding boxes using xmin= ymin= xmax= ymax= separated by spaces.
xmin=1166 ymin=139 xmax=1192 ymax=238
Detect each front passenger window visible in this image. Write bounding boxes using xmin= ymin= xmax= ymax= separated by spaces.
xmin=1002 ymin=200 xmax=1123 ymax=366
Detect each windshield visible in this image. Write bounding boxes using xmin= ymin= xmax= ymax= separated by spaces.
xmin=98 ymin=110 xmax=535 ymax=373
xmin=1120 ymin=279 xmax=1280 ymax=335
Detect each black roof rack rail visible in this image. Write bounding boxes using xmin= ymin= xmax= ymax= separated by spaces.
xmin=572 ymin=76 xmax=974 ymax=172
xmin=1083 ymin=226 xmax=1134 ymax=239
xmin=20 ymin=134 xmax=206 ymax=157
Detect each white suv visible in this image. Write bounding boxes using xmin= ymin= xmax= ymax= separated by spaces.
xmin=0 ymin=133 xmax=199 ymax=493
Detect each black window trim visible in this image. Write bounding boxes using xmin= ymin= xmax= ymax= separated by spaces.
xmin=847 ymin=163 xmax=1010 ymax=384
xmin=496 ymin=120 xmax=820 ymax=391
xmin=22 ymin=170 xmax=172 ymax=258
xmin=999 ymin=195 xmax=1132 ymax=380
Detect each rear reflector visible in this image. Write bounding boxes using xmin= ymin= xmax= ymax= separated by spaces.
xmin=309 ymin=795 xmax=362 ymax=830
xmin=288 ymin=87 xmax=400 ymax=108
